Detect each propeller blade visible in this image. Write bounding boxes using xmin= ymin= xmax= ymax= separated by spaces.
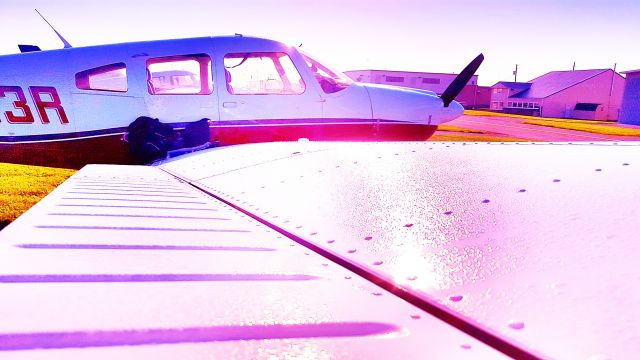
xmin=440 ymin=53 xmax=484 ymax=107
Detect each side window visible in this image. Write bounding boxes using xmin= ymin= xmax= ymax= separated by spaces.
xmin=147 ymin=54 xmax=212 ymax=95
xmin=75 ymin=63 xmax=127 ymax=92
xmin=224 ymin=52 xmax=305 ymax=95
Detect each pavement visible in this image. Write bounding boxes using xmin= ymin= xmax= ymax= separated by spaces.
xmin=446 ymin=115 xmax=640 ymax=142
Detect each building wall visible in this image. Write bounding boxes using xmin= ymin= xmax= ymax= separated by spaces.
xmin=489 ymin=84 xmax=515 ymax=111
xmin=502 ymin=98 xmax=543 ymax=116
xmin=457 ymin=85 xmax=491 ymax=109
xmin=345 ymin=70 xmax=373 ymax=84
xmin=542 ymin=70 xmax=625 ymax=120
xmin=619 ymin=71 xmax=640 ymax=125
xmin=344 ymin=70 xmax=482 ymax=108
xmin=345 ymin=70 xmax=478 ymax=94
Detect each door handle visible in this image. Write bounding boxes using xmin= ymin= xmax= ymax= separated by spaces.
xmin=223 ymin=102 xmax=238 ymax=108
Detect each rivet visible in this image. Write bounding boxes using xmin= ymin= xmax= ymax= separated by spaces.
xmin=481 ymin=199 xmax=490 ymax=203
xmin=518 ymin=189 xmax=526 ymax=193
xmin=444 ymin=211 xmax=453 ymax=215
xmin=404 ymin=223 xmax=414 ymax=228
xmin=364 ymin=236 xmax=373 ymax=241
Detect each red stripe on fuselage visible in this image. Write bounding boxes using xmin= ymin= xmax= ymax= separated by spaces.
xmin=214 ymin=122 xmax=437 ymax=145
xmin=0 ymin=135 xmax=135 ymax=169
xmin=1 ymin=122 xmax=437 ymax=169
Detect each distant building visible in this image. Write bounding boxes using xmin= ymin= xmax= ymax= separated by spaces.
xmin=490 ymin=69 xmax=625 ymax=120
xmin=344 ymin=70 xmax=491 ymax=109
xmin=619 ymin=69 xmax=640 ymax=125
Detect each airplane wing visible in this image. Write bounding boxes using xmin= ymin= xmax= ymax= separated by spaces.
xmin=2 ymin=141 xmax=640 ymax=358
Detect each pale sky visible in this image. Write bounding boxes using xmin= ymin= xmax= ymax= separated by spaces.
xmin=1 ymin=0 xmax=639 ymax=86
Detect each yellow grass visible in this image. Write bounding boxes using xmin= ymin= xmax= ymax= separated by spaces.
xmin=430 ymin=134 xmax=529 ymax=142
xmin=0 ymin=163 xmax=75 ymax=229
xmin=464 ymin=110 xmax=617 ymax=124
xmin=437 ymin=125 xmax=487 ymax=134
xmin=464 ymin=110 xmax=612 ymax=124
xmin=522 ymin=120 xmax=640 ymax=136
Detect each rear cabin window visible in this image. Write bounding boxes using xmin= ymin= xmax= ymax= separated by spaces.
xmin=224 ymin=52 xmax=305 ymax=95
xmin=75 ymin=63 xmax=127 ymax=92
xmin=147 ymin=54 xmax=213 ymax=95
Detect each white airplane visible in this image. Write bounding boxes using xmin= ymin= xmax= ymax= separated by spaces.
xmin=2 ymin=15 xmax=640 ymax=360
xmin=0 ymin=33 xmax=482 ymax=168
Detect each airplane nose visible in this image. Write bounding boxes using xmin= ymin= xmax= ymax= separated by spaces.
xmin=440 ymin=100 xmax=464 ymax=123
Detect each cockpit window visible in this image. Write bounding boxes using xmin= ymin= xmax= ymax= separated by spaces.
xmin=224 ymin=52 xmax=305 ymax=95
xmin=146 ymin=54 xmax=213 ymax=95
xmin=75 ymin=63 xmax=127 ymax=92
xmin=299 ymin=51 xmax=353 ymax=94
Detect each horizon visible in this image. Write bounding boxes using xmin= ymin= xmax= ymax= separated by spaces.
xmin=1 ymin=0 xmax=638 ymax=86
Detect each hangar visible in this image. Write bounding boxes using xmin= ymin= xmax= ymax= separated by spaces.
xmin=619 ymin=69 xmax=640 ymax=125
xmin=490 ymin=69 xmax=625 ymax=120
xmin=344 ymin=69 xmax=491 ymax=109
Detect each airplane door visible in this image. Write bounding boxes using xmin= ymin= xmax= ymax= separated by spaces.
xmin=143 ymin=54 xmax=219 ymax=135
xmin=318 ymin=84 xmax=372 ymax=124
xmin=217 ymin=52 xmax=322 ymax=144
xmin=297 ymin=51 xmax=374 ymax=140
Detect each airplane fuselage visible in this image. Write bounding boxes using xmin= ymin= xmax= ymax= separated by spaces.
xmin=0 ymin=36 xmax=463 ymax=168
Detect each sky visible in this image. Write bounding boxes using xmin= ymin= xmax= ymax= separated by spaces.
xmin=1 ymin=0 xmax=639 ymax=86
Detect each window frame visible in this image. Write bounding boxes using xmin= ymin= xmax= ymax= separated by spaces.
xmin=75 ymin=62 xmax=128 ymax=93
xmin=223 ymin=52 xmax=306 ymax=96
xmin=146 ymin=53 xmax=213 ymax=96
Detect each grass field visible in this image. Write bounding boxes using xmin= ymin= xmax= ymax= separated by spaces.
xmin=522 ymin=119 xmax=640 ymax=136
xmin=465 ymin=109 xmax=640 ymax=136
xmin=464 ymin=109 xmax=616 ymax=123
xmin=436 ymin=124 xmax=487 ymax=134
xmin=430 ymin=134 xmax=529 ymax=142
xmin=0 ymin=163 xmax=76 ymax=230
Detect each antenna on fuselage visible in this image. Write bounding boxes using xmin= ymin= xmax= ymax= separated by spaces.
xmin=35 ymin=9 xmax=72 ymax=49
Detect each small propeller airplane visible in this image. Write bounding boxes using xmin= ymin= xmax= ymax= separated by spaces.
xmin=0 ymin=15 xmax=483 ymax=169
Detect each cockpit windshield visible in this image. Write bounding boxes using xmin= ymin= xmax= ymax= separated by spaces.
xmin=299 ymin=51 xmax=353 ymax=94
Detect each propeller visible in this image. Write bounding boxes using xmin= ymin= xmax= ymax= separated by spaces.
xmin=440 ymin=53 xmax=484 ymax=107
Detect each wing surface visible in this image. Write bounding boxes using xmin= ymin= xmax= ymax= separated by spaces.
xmin=160 ymin=141 xmax=640 ymax=359
xmin=0 ymin=162 xmax=508 ymax=359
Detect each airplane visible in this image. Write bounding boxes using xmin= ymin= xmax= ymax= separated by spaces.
xmin=0 ymin=33 xmax=483 ymax=169
xmin=2 ymin=14 xmax=640 ymax=360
